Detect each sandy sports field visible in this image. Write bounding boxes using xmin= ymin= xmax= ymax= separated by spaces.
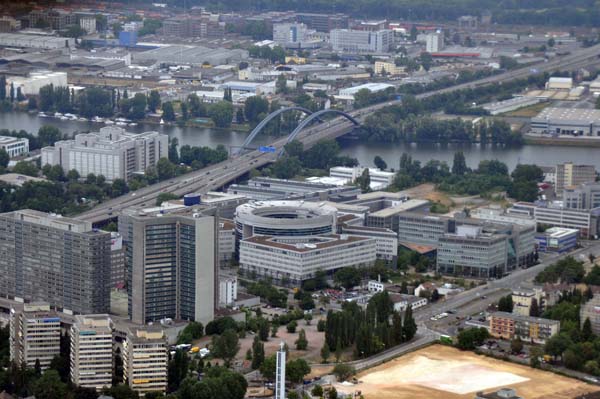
xmin=335 ymin=345 xmax=600 ymax=399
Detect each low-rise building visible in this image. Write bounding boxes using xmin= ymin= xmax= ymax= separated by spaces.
xmin=0 ymin=136 xmax=29 ymax=158
xmin=9 ymin=303 xmax=61 ymax=370
xmin=512 ymin=287 xmax=544 ymax=317
xmin=70 ymin=314 xmax=113 ymax=390
xmin=531 ymin=107 xmax=600 ymax=137
xmin=535 ymin=227 xmax=578 ymax=253
xmin=489 ymin=311 xmax=560 ymax=344
xmin=367 ymin=279 xmax=387 ymax=292
xmin=389 ymin=293 xmax=428 ymax=312
xmin=123 ymin=328 xmax=168 ymax=396
xmin=330 ymin=165 xmax=395 ymax=190
xmin=239 ymin=234 xmax=376 ymax=284
xmin=374 ymin=61 xmax=405 ymax=76
xmin=365 ymin=200 xmax=431 ymax=233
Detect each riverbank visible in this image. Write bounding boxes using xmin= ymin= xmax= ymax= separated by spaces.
xmin=524 ymin=133 xmax=600 ymax=147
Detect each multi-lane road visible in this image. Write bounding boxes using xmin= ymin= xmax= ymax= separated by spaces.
xmin=77 ymin=43 xmax=600 ymax=224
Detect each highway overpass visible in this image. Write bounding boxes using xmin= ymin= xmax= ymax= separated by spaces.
xmin=76 ymin=43 xmax=600 ymax=224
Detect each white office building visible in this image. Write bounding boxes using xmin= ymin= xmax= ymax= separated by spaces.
xmin=79 ymin=15 xmax=97 ymax=34
xmin=509 ymin=202 xmax=597 ymax=239
xmin=5 ymin=71 xmax=68 ymax=97
xmin=41 ymin=126 xmax=168 ymax=182
xmin=9 ymin=303 xmax=61 ymax=370
xmin=330 ymin=165 xmax=395 ymax=190
xmin=273 ymin=23 xmax=321 ymax=48
xmin=219 ymin=277 xmax=238 ymax=306
xmin=0 ymin=136 xmax=29 ymax=158
xmin=330 ymin=29 xmax=393 ymax=53
xmin=70 ymin=314 xmax=113 ymax=390
xmin=240 ymin=234 xmax=376 ymax=283
xmin=425 ymin=32 xmax=444 ymax=53
xmin=340 ymin=224 xmax=398 ymax=261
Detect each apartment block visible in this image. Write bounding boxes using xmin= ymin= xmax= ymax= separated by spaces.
xmin=489 ymin=311 xmax=560 ymax=344
xmin=9 ymin=303 xmax=61 ymax=369
xmin=0 ymin=210 xmax=111 ymax=314
xmin=239 ymin=234 xmax=376 ymax=284
xmin=70 ymin=315 xmax=113 ymax=390
xmin=556 ymin=162 xmax=596 ymax=195
xmin=119 ymin=208 xmax=217 ymax=325
xmin=123 ymin=328 xmax=168 ymax=396
xmin=330 ymin=29 xmax=393 ymax=53
xmin=374 ymin=61 xmax=405 ymax=76
xmin=41 ymin=126 xmax=169 ymax=182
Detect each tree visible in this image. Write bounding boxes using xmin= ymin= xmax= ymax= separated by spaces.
xmin=374 ymin=155 xmax=387 ymax=170
xmin=530 ymin=346 xmax=543 ymax=368
xmin=320 ymin=342 xmax=330 ymax=363
xmin=582 ymin=318 xmax=594 ymax=342
xmin=251 ymin=336 xmax=265 ymax=370
xmin=276 ymin=74 xmax=287 ymax=94
xmin=312 ymin=385 xmax=324 ymax=397
xmin=176 ymin=321 xmax=204 ymax=344
xmin=162 ymin=101 xmax=175 ymax=121
xmin=452 ymin=151 xmax=468 ymax=175
xmin=111 ymin=178 xmax=128 ymax=197
xmin=327 ymin=387 xmax=338 ymax=399
xmin=0 ymin=75 xmax=5 ymax=99
xmin=244 ymin=96 xmax=269 ymax=123
xmin=148 ymin=90 xmax=160 ymax=112
xmin=156 ymin=157 xmax=175 ymax=181
xmin=544 ymin=333 xmax=572 ymax=359
xmin=260 ymin=355 xmax=276 ymax=380
xmin=355 ymin=168 xmax=371 ymax=193
xmin=168 ymin=350 xmax=189 ymax=392
xmin=510 ymin=337 xmax=523 ymax=354
xmin=286 ymin=358 xmax=310 ymax=383
xmin=211 ymin=329 xmax=240 ymax=367
xmin=295 ymin=329 xmax=308 ymax=350
xmin=287 ymin=320 xmax=298 ymax=333
xmin=529 ymin=298 xmax=540 ymax=317
xmin=456 ymin=328 xmax=489 ymax=350
xmin=419 ymin=52 xmax=433 ymax=71
xmin=334 ymin=267 xmax=361 ymax=289
xmin=208 ymin=101 xmax=234 ymax=128
xmin=128 ymin=93 xmax=147 ymax=120
xmin=402 ymin=305 xmax=417 ymax=341
xmin=9 ymin=82 xmax=14 ymax=103
xmin=169 ymin=137 xmax=179 ymax=164
xmin=0 ymin=149 xmax=9 ymax=169
xmin=271 ymin=156 xmax=302 ymax=179
xmin=32 ymin=370 xmax=68 ymax=399
xmin=13 ymin=161 xmax=39 ymax=176
xmin=498 ymin=294 xmax=514 ymax=312
xmin=332 ymin=364 xmax=355 ymax=382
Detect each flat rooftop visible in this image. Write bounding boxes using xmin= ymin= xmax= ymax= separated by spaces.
xmin=242 ymin=234 xmax=371 ymax=252
xmin=533 ymin=107 xmax=600 ymax=123
xmin=369 ymin=199 xmax=430 ymax=218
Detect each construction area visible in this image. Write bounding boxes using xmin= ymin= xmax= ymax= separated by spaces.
xmin=335 ymin=345 xmax=599 ymax=399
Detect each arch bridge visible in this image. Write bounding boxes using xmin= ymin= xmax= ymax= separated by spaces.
xmin=235 ymin=107 xmax=360 ymax=156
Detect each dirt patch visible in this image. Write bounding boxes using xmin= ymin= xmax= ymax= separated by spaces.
xmin=335 ymin=345 xmax=599 ymax=399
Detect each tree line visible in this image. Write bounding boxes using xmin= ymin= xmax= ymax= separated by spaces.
xmin=391 ymin=152 xmax=543 ymax=201
xmin=323 ymin=292 xmax=417 ymax=359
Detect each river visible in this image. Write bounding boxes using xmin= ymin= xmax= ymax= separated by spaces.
xmin=3 ymin=111 xmax=600 ymax=171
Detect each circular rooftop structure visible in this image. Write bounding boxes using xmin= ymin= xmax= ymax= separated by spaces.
xmin=234 ymin=200 xmax=337 ymax=239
